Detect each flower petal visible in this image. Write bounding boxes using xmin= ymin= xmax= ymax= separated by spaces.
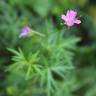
xmin=19 ymin=26 xmax=30 ymax=38
xmin=74 ymin=19 xmax=81 ymax=24
xmin=66 ymin=10 xmax=77 ymax=18
xmin=61 ymin=15 xmax=67 ymax=21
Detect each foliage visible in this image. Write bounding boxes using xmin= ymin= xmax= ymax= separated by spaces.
xmin=0 ymin=0 xmax=96 ymax=96
xmin=7 ymin=26 xmax=80 ymax=96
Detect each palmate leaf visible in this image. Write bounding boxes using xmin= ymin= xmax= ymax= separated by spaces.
xmin=7 ymin=48 xmax=42 ymax=80
xmin=35 ymin=31 xmax=79 ymax=96
xmin=38 ymin=57 xmax=74 ymax=96
xmin=47 ymin=70 xmax=59 ymax=96
xmin=39 ymin=68 xmax=59 ymax=96
xmin=59 ymin=37 xmax=81 ymax=50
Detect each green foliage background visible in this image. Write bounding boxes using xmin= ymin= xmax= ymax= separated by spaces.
xmin=0 ymin=0 xmax=96 ymax=96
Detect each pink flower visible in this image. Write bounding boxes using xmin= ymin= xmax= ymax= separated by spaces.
xmin=61 ymin=10 xmax=81 ymax=27
xmin=19 ymin=26 xmax=30 ymax=38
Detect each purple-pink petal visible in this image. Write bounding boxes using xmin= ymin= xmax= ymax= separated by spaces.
xmin=66 ymin=10 xmax=77 ymax=19
xmin=19 ymin=26 xmax=30 ymax=38
xmin=61 ymin=10 xmax=81 ymax=27
xmin=74 ymin=19 xmax=81 ymax=24
xmin=61 ymin=15 xmax=67 ymax=21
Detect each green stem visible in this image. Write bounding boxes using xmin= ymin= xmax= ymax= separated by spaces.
xmin=30 ymin=30 xmax=45 ymax=37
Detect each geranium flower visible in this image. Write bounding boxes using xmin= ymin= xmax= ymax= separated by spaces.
xmin=19 ymin=26 xmax=45 ymax=38
xmin=19 ymin=26 xmax=30 ymax=38
xmin=61 ymin=10 xmax=81 ymax=27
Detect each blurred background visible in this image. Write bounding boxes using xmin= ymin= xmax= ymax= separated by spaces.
xmin=0 ymin=0 xmax=96 ymax=96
